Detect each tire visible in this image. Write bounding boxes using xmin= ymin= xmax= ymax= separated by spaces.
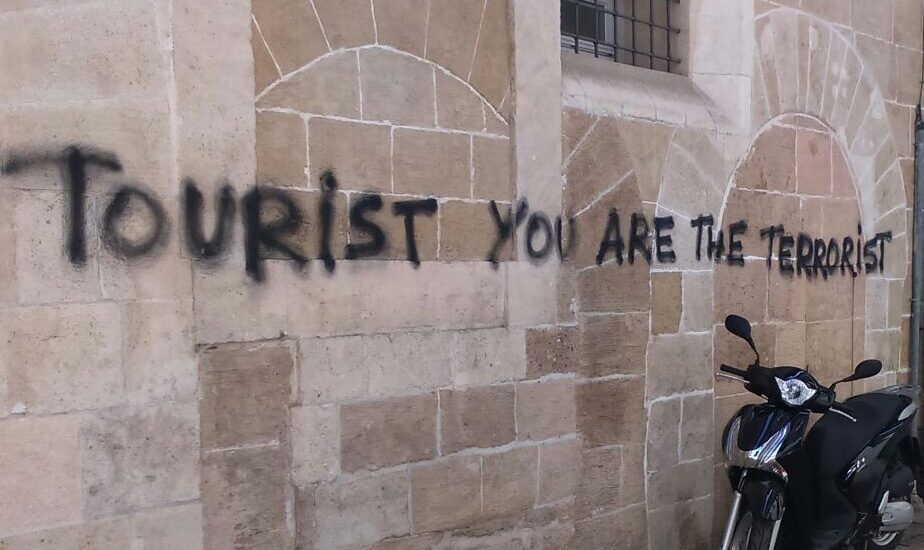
xmin=864 ymin=530 xmax=904 ymax=550
xmin=729 ymin=511 xmax=775 ymax=550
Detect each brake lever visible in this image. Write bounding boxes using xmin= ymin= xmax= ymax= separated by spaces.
xmin=830 ymin=407 xmax=858 ymax=423
xmin=716 ymin=372 xmax=746 ymax=383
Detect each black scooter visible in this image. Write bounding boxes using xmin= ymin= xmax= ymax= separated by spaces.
xmin=718 ymin=314 xmax=924 ymax=550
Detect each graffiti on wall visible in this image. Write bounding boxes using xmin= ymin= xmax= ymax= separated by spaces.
xmin=2 ymin=146 xmax=895 ymax=281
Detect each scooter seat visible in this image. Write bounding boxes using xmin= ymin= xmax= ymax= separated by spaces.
xmin=806 ymin=392 xmax=911 ymax=480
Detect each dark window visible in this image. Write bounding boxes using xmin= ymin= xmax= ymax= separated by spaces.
xmin=561 ymin=0 xmax=681 ymax=73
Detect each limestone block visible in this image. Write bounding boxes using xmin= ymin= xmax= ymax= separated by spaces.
xmin=617 ymin=118 xmax=673 ymax=203
xmin=13 ymin=191 xmax=100 ymax=304
xmin=515 ymin=378 xmax=576 ymax=441
xmin=123 ymin=299 xmax=196 ymax=404
xmin=562 ymin=108 xmax=596 ymax=162
xmin=257 ymin=52 xmax=361 ymax=118
xmin=308 ymin=117 xmax=391 ymax=192
xmin=894 ymin=0 xmax=924 ymax=50
xmin=393 ymin=128 xmax=470 ymax=197
xmin=347 ymin=193 xmax=438 ymax=261
xmin=410 ymin=455 xmax=481 ymax=532
xmin=436 ymin=72 xmax=488 ymax=132
xmin=472 ymin=136 xmax=513 ymax=201
xmin=439 ymin=386 xmax=515 ymax=453
xmin=647 ymin=398 xmax=681 ymax=471
xmin=845 ymin=78 xmax=873 ymax=147
xmin=365 ymin=331 xmax=453 ymax=398
xmin=252 ymin=0 xmax=328 ymax=74
xmin=647 ymin=497 xmax=713 ymax=549
xmin=820 ymin=39 xmax=848 ymax=123
xmin=292 ymin=405 xmax=339 ymax=485
xmin=257 ymin=188 xmax=349 ymax=261
xmin=647 ymin=332 xmax=713 ymax=399
xmin=733 ymin=126 xmax=796 ymax=192
xmin=300 ymin=334 xmax=370 ymax=404
xmin=506 ymin=261 xmax=559 ymax=328
xmin=569 ymin=174 xmax=642 ymax=268
xmin=576 ymin=377 xmax=646 ymax=447
xmin=468 ymin=0 xmax=513 ymax=109
xmin=525 ymin=325 xmax=579 ymax=379
xmin=576 ymin=261 xmax=651 ymax=314
xmin=313 ymin=0 xmax=375 ymax=49
xmin=803 ymin=20 xmax=832 ymax=117
xmin=775 ymin=322 xmax=807 ymax=369
xmin=373 ymin=0 xmax=429 ymax=56
xmin=340 ymin=393 xmax=437 ymax=472
xmin=575 ymin=446 xmax=622 ymax=516
xmin=192 ymin=263 xmax=289 ymax=344
xmin=425 ymin=0 xmax=484 ymax=79
xmin=564 ymin=118 xmax=633 ymax=213
xmin=0 ymin=0 xmax=167 ymax=104
xmin=285 ymin=262 xmax=505 ymax=338
xmin=253 ymin=21 xmax=281 ymax=94
xmin=858 ymin=34 xmax=897 ymax=101
xmin=452 ymin=327 xmax=526 ymax=386
xmin=198 ymin=341 xmax=293 ymax=452
xmin=0 ymin=415 xmax=81 ymax=534
xmin=314 ymin=470 xmax=410 ymax=548
xmin=681 ymin=393 xmax=715 ymax=462
xmin=829 ymin=50 xmax=864 ymax=132
xmin=651 ymin=271 xmax=682 ymax=334
xmin=201 ymin=446 xmax=291 ymax=550
xmin=796 ymin=130 xmax=832 ymax=195
xmin=578 ymin=312 xmax=648 ymax=377
xmin=681 ymin=271 xmax=713 ymax=332
xmin=256 ymin=111 xmax=307 ymax=187
xmin=538 ymin=438 xmax=581 ymax=504
xmin=80 ymin=403 xmax=199 ymax=518
xmin=439 ymin=200 xmax=511 ymax=261
xmin=0 ymin=193 xmax=15 ymax=305
xmin=1 ymin=302 xmax=123 ymax=414
xmin=360 ymin=48 xmax=435 ymax=127
xmin=571 ymin=504 xmax=647 ymax=549
xmin=647 ymin=457 xmax=713 ymax=510
xmin=482 ymin=446 xmax=537 ymax=518
xmin=714 ymin=261 xmax=769 ymax=323
xmin=801 ymin=0 xmax=850 ymax=25
xmin=806 ymin=319 xmax=854 ymax=383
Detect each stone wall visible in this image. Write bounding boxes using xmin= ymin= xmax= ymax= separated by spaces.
xmin=0 ymin=0 xmax=919 ymax=549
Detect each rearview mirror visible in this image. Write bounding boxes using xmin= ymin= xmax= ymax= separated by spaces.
xmin=724 ymin=314 xmax=759 ymax=364
xmin=832 ymin=359 xmax=882 ymax=389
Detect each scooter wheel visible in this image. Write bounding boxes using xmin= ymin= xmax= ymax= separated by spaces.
xmin=729 ymin=511 xmax=775 ymax=550
xmin=864 ymin=531 xmax=904 ymax=549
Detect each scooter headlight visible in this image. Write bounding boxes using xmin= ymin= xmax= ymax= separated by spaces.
xmin=775 ymin=377 xmax=816 ymax=406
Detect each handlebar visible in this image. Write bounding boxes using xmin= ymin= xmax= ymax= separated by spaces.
xmin=720 ymin=364 xmax=748 ymax=378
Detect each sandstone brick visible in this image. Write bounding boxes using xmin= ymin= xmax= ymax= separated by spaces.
xmin=575 ymin=446 xmax=622 ymax=517
xmin=0 ymin=504 xmax=204 ymax=550
xmin=439 ymin=200 xmax=510 ymax=261
xmin=714 ymin=261 xmax=768 ymax=323
xmin=682 ymin=271 xmax=713 ymax=332
xmin=733 ymin=126 xmax=796 ymax=192
xmin=526 ymin=326 xmax=579 ymax=378
xmin=647 ymin=398 xmax=681 ymax=471
xmin=123 ymin=299 xmax=196 ymax=404
xmin=198 ymin=341 xmax=293 ymax=451
xmin=681 ymin=394 xmax=715 ymax=462
xmin=308 ymin=117 xmax=391 ymax=192
xmin=258 ymin=188 xmax=349 ymax=261
xmin=1 ymin=302 xmax=123 ymax=414
xmin=569 ymin=177 xmax=641 ymax=268
xmin=468 ymin=0 xmax=513 ymax=109
xmin=516 ymin=378 xmax=576 ymax=441
xmin=360 ymin=48 xmax=435 ymax=127
xmin=894 ymin=0 xmax=924 ymax=50
xmin=806 ymin=319 xmax=854 ymax=383
xmin=768 ymin=268 xmax=807 ymax=323
xmin=410 ymin=455 xmax=481 ymax=532
xmin=648 ymin=497 xmax=713 ymax=549
xmin=775 ymin=321 xmax=807 ymax=369
xmin=575 ymin=261 xmax=651 ymax=314
xmin=578 ymin=312 xmax=649 ymax=377
xmin=426 ymin=0 xmax=484 ymax=78
xmin=373 ymin=0 xmax=429 ymax=55
xmin=13 ymin=191 xmax=100 ymax=304
xmin=0 ymin=415 xmax=81 ymax=533
xmin=0 ymin=194 xmax=12 ymax=304
xmin=201 ymin=446 xmax=290 ymax=550
xmin=314 ymin=470 xmax=410 ymax=548
xmin=436 ymin=71 xmax=487 ymax=132
xmin=292 ymin=405 xmax=339 ymax=485
xmin=300 ymin=335 xmax=369 ymax=404
xmin=617 ymin=119 xmax=674 ymax=203
xmin=312 ymin=0 xmax=375 ymax=49
xmin=192 ymin=264 xmax=289 ymax=344
xmin=483 ymin=446 xmax=538 ymax=518
xmin=576 ymin=377 xmax=646 ymax=447
xmin=0 ymin=1 xmax=166 ymax=104
xmin=253 ymin=22 xmax=280 ymax=93
xmin=252 ymin=0 xmax=328 ymax=74
xmin=564 ymin=118 xmax=634 ymax=213
xmin=647 ymin=332 xmax=713 ymax=398
xmin=80 ymin=403 xmax=199 ymax=518
xmin=660 ymin=130 xmax=726 ymax=215
xmin=255 ymin=111 xmax=306 ymax=187
xmin=570 ymin=505 xmax=647 ymax=550
xmin=562 ymin=108 xmax=596 ymax=161
xmin=538 ymin=439 xmax=581 ymax=504
xmin=857 ymin=34 xmax=896 ymax=101
xmin=341 ymin=393 xmax=437 ymax=471
xmin=257 ymin=52 xmax=360 ymax=117
xmin=648 ymin=458 xmax=713 ymax=510
xmin=349 ymin=193 xmax=439 ymax=261
xmin=796 ymin=129 xmax=832 ymax=195
xmin=440 ymin=386 xmax=515 ymax=453
xmin=452 ymin=327 xmax=527 ymax=386
xmin=651 ymin=271 xmax=682 ymax=334
xmin=472 ymin=136 xmax=514 ymax=201
xmin=393 ymin=129 xmax=471 ymax=197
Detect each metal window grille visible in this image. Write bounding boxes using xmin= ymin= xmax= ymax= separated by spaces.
xmin=561 ymin=0 xmax=681 ymax=73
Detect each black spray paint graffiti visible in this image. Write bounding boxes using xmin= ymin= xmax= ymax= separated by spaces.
xmin=1 ymin=146 xmax=896 ymax=282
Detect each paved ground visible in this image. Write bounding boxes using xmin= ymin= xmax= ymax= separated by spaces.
xmin=899 ymin=498 xmax=924 ymax=548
